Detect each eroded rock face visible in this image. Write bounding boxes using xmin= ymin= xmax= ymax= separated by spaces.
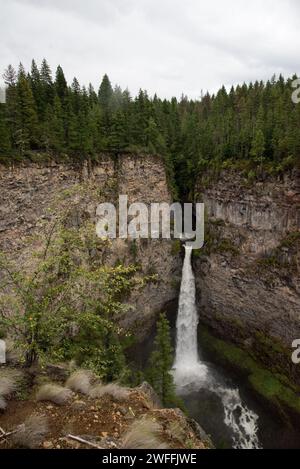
xmin=202 ymin=171 xmax=299 ymax=254
xmin=194 ymin=170 xmax=300 ymax=381
xmin=0 ymin=154 xmax=181 ymax=337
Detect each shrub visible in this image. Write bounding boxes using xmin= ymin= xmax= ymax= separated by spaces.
xmin=122 ymin=417 xmax=166 ymax=449
xmin=0 ymin=231 xmax=138 ymax=376
xmin=280 ymin=231 xmax=300 ymax=249
xmin=217 ymin=238 xmax=239 ymax=256
xmin=12 ymin=415 xmax=48 ymax=449
xmin=129 ymin=240 xmax=138 ymax=259
xmin=36 ymin=384 xmax=73 ymax=405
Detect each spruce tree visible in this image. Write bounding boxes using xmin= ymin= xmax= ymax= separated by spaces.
xmin=3 ymin=65 xmax=18 ymax=148
xmin=0 ymin=103 xmax=11 ymax=155
xmin=146 ymin=117 xmax=166 ymax=155
xmin=88 ymin=83 xmax=98 ymax=105
xmin=66 ymin=102 xmax=79 ymax=152
xmin=98 ymin=74 xmax=113 ymax=141
xmin=55 ymin=65 xmax=68 ymax=103
xmin=40 ymin=58 xmax=54 ymax=111
xmin=16 ymin=65 xmax=39 ymax=152
xmin=109 ymin=110 xmax=127 ymax=150
xmin=30 ymin=59 xmax=43 ymax=115
xmin=3 ymin=64 xmax=17 ymax=87
xmin=251 ymin=129 xmax=265 ymax=170
xmin=98 ymin=74 xmax=113 ymax=109
xmin=42 ymin=96 xmax=65 ymax=152
xmin=146 ymin=313 xmax=177 ymax=408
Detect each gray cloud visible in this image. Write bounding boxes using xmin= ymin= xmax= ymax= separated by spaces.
xmin=0 ymin=0 xmax=299 ymax=98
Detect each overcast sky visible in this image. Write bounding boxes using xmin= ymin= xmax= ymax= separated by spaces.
xmin=1 ymin=0 xmax=300 ymax=99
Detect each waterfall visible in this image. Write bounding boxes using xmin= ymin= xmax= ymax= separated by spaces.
xmin=173 ymin=245 xmax=261 ymax=449
xmin=173 ymin=245 xmax=208 ymax=388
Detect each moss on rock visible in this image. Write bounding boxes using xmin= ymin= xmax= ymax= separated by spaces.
xmin=198 ymin=326 xmax=300 ymax=426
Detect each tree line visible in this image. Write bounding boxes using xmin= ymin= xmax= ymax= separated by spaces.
xmin=0 ymin=59 xmax=299 ymax=195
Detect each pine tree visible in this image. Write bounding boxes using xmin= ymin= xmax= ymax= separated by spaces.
xmin=30 ymin=59 xmax=43 ymax=115
xmin=40 ymin=58 xmax=54 ymax=112
xmin=41 ymin=96 xmax=65 ymax=152
xmin=109 ymin=110 xmax=128 ymax=150
xmin=146 ymin=313 xmax=177 ymax=407
xmin=102 ymin=329 xmax=127 ymax=382
xmin=71 ymin=77 xmax=81 ymax=114
xmin=55 ymin=65 xmax=68 ymax=103
xmin=3 ymin=64 xmax=17 ymax=86
xmin=86 ymin=103 xmax=104 ymax=152
xmin=3 ymin=65 xmax=18 ymax=148
xmin=146 ymin=117 xmax=166 ymax=155
xmin=250 ymin=129 xmax=265 ymax=175
xmin=98 ymin=74 xmax=113 ymax=109
xmin=98 ymin=74 xmax=113 ymax=141
xmin=66 ymin=101 xmax=79 ymax=152
xmin=88 ymin=83 xmax=98 ymax=106
xmin=132 ymin=89 xmax=151 ymax=146
xmin=16 ymin=65 xmax=39 ymax=153
xmin=0 ymin=103 xmax=11 ymax=155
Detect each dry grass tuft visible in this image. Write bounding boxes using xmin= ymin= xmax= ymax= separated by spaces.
xmin=5 ymin=340 xmax=23 ymax=364
xmin=12 ymin=415 xmax=48 ymax=449
xmin=0 ymin=396 xmax=7 ymax=410
xmin=122 ymin=417 xmax=167 ymax=449
xmin=65 ymin=370 xmax=93 ymax=395
xmin=89 ymin=383 xmax=130 ymax=401
xmin=0 ymin=369 xmax=24 ymax=411
xmin=166 ymin=420 xmax=186 ymax=444
xmin=0 ymin=369 xmax=24 ymax=396
xmin=0 ymin=376 xmax=18 ymax=397
xmin=36 ymin=383 xmax=73 ymax=405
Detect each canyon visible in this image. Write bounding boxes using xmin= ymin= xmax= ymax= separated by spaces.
xmin=0 ymin=155 xmax=299 ymax=374
xmin=0 ymin=154 xmax=300 ymax=443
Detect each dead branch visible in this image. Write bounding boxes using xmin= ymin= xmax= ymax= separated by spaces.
xmin=0 ymin=428 xmax=19 ymax=440
xmin=66 ymin=434 xmax=104 ymax=449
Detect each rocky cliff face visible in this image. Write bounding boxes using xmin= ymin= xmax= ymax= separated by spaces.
xmin=194 ymin=169 xmax=300 ymax=382
xmin=0 ymin=154 xmax=181 ymax=337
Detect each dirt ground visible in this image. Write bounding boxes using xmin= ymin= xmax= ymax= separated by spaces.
xmin=0 ymin=387 xmax=207 ymax=450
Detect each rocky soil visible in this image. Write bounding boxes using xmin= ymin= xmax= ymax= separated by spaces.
xmin=0 ymin=366 xmax=210 ymax=450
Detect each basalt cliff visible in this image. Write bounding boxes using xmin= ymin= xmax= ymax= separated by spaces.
xmin=194 ymin=169 xmax=300 ymax=385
